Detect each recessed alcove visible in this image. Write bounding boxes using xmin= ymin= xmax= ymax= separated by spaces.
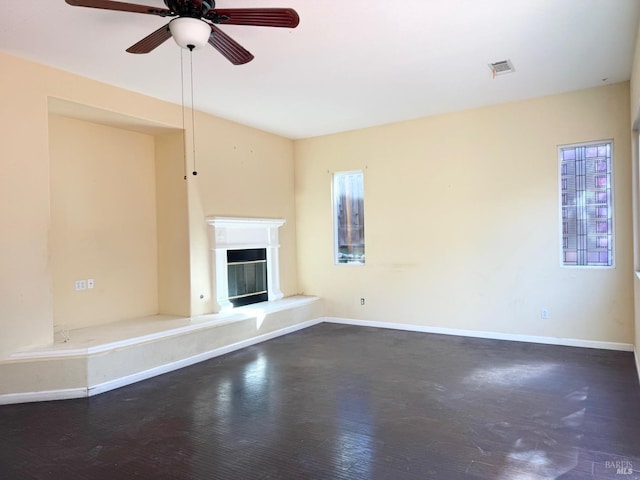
xmin=47 ymin=98 xmax=188 ymax=334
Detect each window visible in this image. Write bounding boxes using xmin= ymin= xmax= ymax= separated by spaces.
xmin=559 ymin=140 xmax=613 ymax=267
xmin=333 ymin=171 xmax=365 ymax=264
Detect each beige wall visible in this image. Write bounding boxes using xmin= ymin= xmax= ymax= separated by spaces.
xmin=0 ymin=43 xmax=634 ymax=360
xmin=0 ymin=52 xmax=299 ymax=358
xmin=629 ymin=26 xmax=640 ymax=358
xmin=295 ymin=82 xmax=633 ymax=343
xmin=1 ymin=55 xmax=59 ymax=357
xmin=155 ymin=132 xmax=191 ymax=316
xmin=186 ymin=110 xmax=299 ymax=315
xmin=631 ymin=25 xmax=640 ymax=129
xmin=48 ymin=114 xmax=159 ymax=329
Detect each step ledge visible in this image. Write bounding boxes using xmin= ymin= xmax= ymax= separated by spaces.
xmin=0 ymin=317 xmax=324 ymax=405
xmin=10 ymin=296 xmax=319 ymax=360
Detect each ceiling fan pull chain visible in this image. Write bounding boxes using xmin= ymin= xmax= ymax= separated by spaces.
xmin=190 ymin=46 xmax=198 ymax=176
xmin=180 ymin=49 xmax=187 ymax=180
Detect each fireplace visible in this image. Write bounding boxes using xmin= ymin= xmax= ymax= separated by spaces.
xmin=227 ymin=248 xmax=268 ymax=307
xmin=207 ymin=217 xmax=285 ymax=312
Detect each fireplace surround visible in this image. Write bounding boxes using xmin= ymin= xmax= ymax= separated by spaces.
xmin=206 ymin=217 xmax=285 ymax=312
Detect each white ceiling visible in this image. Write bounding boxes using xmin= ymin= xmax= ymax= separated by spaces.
xmin=1 ymin=0 xmax=639 ymax=139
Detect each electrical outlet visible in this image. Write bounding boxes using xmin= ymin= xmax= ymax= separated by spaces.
xmin=541 ymin=309 xmax=550 ymax=319
xmin=360 ymin=298 xmax=365 ymax=306
xmin=75 ymin=280 xmax=86 ymax=291
xmin=87 ymin=279 xmax=94 ymax=289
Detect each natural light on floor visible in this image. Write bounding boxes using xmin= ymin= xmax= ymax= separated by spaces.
xmin=239 ymin=307 xmax=267 ymax=330
xmin=463 ymin=364 xmax=587 ymax=479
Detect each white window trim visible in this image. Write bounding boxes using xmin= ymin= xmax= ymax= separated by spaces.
xmin=557 ymin=139 xmax=615 ymax=269
xmin=332 ymin=170 xmax=365 ymax=266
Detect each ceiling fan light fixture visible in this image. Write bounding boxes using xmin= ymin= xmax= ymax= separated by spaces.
xmin=169 ymin=17 xmax=211 ymax=50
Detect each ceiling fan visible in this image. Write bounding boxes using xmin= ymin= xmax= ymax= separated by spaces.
xmin=65 ymin=0 xmax=300 ymax=65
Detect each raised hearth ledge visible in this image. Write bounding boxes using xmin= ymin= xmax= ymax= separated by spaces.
xmin=10 ymin=296 xmax=319 ymax=359
xmin=0 ymin=296 xmax=322 ymax=405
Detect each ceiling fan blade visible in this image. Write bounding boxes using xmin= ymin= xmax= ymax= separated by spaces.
xmin=126 ymin=23 xmax=172 ymax=54
xmin=65 ymin=0 xmax=172 ymax=16
xmin=208 ymin=24 xmax=254 ymax=65
xmin=209 ymin=8 xmax=300 ymax=28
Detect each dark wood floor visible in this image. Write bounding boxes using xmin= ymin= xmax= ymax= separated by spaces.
xmin=1 ymin=324 xmax=639 ymax=479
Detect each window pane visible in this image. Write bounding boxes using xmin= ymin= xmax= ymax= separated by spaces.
xmin=559 ymin=141 xmax=613 ymax=267
xmin=334 ymin=171 xmax=365 ymax=264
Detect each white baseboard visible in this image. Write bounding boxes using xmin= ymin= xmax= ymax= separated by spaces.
xmin=323 ymin=317 xmax=635 ymax=352
xmin=88 ymin=317 xmax=324 ymax=396
xmin=2 ymin=315 xmax=634 ymax=405
xmin=0 ymin=388 xmax=87 ymax=405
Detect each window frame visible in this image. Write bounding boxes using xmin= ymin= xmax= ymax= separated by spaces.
xmin=332 ymin=170 xmax=365 ymax=266
xmin=558 ymin=139 xmax=615 ymax=269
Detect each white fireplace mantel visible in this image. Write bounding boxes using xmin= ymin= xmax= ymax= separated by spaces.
xmin=206 ymin=217 xmax=285 ymax=312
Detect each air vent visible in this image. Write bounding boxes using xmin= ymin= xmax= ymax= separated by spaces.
xmin=488 ymin=59 xmax=515 ymax=76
